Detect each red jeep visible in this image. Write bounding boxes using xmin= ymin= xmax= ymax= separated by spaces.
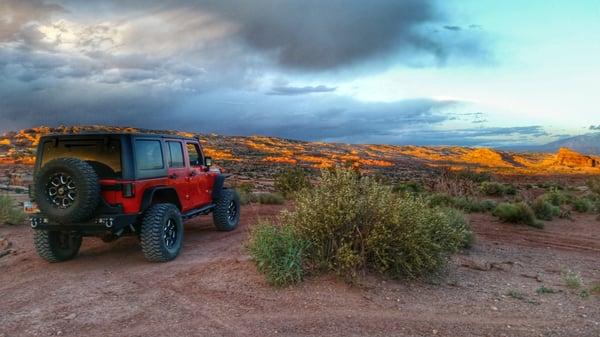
xmin=29 ymin=133 xmax=241 ymax=262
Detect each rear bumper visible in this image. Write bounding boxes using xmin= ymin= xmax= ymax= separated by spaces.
xmin=30 ymin=213 xmax=139 ymax=234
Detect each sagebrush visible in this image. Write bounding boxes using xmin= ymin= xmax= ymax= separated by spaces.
xmin=493 ymin=202 xmax=541 ymax=228
xmin=0 ymin=195 xmax=26 ymax=225
xmin=249 ymin=167 xmax=473 ymax=285
xmin=247 ymin=222 xmax=307 ymax=286
xmin=274 ymin=167 xmax=312 ymax=198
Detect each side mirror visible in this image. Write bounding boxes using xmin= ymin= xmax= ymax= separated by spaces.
xmin=205 ymin=157 xmax=213 ymax=167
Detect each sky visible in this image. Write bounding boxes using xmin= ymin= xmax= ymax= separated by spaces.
xmin=0 ymin=0 xmax=599 ymax=146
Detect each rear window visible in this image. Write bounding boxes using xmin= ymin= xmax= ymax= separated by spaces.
xmin=40 ymin=138 xmax=122 ymax=178
xmin=135 ymin=140 xmax=164 ymax=170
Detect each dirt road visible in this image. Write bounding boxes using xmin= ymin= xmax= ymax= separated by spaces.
xmin=1 ymin=204 xmax=599 ymax=337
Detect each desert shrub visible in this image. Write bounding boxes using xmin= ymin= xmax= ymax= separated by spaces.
xmin=454 ymin=197 xmax=497 ymax=213
xmin=247 ymin=222 xmax=308 ymax=286
xmin=274 ymin=167 xmax=312 ymax=198
xmin=506 ymin=289 xmax=526 ymax=300
xmin=257 ymin=167 xmax=473 ymax=283
xmin=441 ymin=207 xmax=475 ymax=248
xmin=427 ymin=193 xmax=456 ymax=208
xmin=563 ymin=270 xmax=582 ymax=289
xmin=365 ymin=201 xmax=472 ymax=279
xmin=479 ymin=199 xmax=498 ymax=212
xmin=234 ymin=182 xmax=254 ymax=205
xmin=536 ymin=285 xmax=559 ymax=295
xmin=542 ymin=189 xmax=574 ymax=206
xmin=480 ymin=182 xmax=517 ymax=197
xmin=0 ymin=195 xmax=26 ymax=225
xmin=503 ymin=184 xmax=517 ymax=196
xmin=540 ymin=182 xmax=564 ymax=190
xmin=427 ymin=193 xmax=495 ymax=213
xmin=590 ymin=282 xmax=600 ymax=295
xmin=454 ymin=170 xmax=492 ymax=183
xmin=392 ymin=181 xmax=424 ymax=194
xmin=586 ymin=176 xmax=600 ymax=195
xmin=532 ymin=197 xmax=560 ymax=221
xmin=254 ymin=192 xmax=285 ymax=205
xmin=571 ymin=197 xmax=593 ymax=213
xmin=430 ymin=169 xmax=479 ymax=197
xmin=493 ymin=202 xmax=541 ymax=228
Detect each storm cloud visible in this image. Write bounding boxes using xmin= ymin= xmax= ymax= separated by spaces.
xmin=0 ymin=0 xmax=514 ymax=146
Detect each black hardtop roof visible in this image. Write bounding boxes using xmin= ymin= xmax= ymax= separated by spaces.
xmin=40 ymin=132 xmax=198 ymax=141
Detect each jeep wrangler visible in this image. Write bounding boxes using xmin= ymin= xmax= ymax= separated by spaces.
xmin=29 ymin=133 xmax=241 ymax=262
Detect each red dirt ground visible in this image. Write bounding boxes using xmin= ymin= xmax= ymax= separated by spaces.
xmin=1 ymin=204 xmax=599 ymax=337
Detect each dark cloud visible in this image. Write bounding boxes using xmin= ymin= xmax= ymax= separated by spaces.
xmin=201 ymin=0 xmax=451 ymax=70
xmin=589 ymin=125 xmax=600 ymax=130
xmin=268 ymin=85 xmax=336 ymax=96
xmin=0 ymin=0 xmax=505 ymax=147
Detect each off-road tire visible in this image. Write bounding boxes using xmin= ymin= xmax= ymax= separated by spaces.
xmin=213 ymin=189 xmax=240 ymax=231
xmin=34 ymin=158 xmax=100 ymax=223
xmin=140 ymin=203 xmax=183 ymax=262
xmin=33 ymin=230 xmax=82 ymax=262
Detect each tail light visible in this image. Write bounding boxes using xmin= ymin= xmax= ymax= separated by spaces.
xmin=122 ymin=183 xmax=135 ymax=198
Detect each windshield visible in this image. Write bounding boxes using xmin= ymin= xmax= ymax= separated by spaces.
xmin=40 ymin=138 xmax=122 ymax=178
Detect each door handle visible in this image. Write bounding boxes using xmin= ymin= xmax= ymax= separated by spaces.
xmin=168 ymin=173 xmax=178 ymax=179
xmin=189 ymin=171 xmax=197 ymax=177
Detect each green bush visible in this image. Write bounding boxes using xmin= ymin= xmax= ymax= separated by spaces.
xmin=274 ymin=167 xmax=312 ymax=198
xmin=427 ymin=193 xmax=456 ymax=208
xmin=503 ymin=184 xmax=517 ymax=196
xmin=276 ymin=167 xmax=472 ymax=282
xmin=493 ymin=202 xmax=541 ymax=228
xmin=563 ymin=270 xmax=582 ymax=289
xmin=426 ymin=193 xmax=495 ymax=213
xmin=392 ymin=181 xmax=424 ymax=194
xmin=366 ymin=201 xmax=472 ymax=279
xmin=571 ymin=197 xmax=593 ymax=213
xmin=234 ymin=182 xmax=254 ymax=205
xmin=532 ymin=197 xmax=560 ymax=221
xmin=480 ymin=182 xmax=514 ymax=197
xmin=586 ymin=176 xmax=600 ymax=195
xmin=454 ymin=170 xmax=492 ymax=183
xmin=543 ymin=189 xmax=573 ymax=206
xmin=254 ymin=192 xmax=285 ymax=205
xmin=247 ymin=222 xmax=308 ymax=286
xmin=454 ymin=197 xmax=497 ymax=213
xmin=0 ymin=195 xmax=26 ymax=225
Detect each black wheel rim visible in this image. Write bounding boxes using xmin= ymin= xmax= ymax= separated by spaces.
xmin=163 ymin=219 xmax=178 ymax=249
xmin=227 ymin=200 xmax=237 ymax=222
xmin=46 ymin=173 xmax=77 ymax=209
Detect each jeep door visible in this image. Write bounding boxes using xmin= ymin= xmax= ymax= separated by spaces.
xmin=165 ymin=140 xmax=195 ymax=210
xmin=185 ymin=142 xmax=212 ymax=207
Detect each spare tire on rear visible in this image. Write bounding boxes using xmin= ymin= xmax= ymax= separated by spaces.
xmin=34 ymin=157 xmax=101 ymax=223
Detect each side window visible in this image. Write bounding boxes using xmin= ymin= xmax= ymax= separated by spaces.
xmin=166 ymin=141 xmax=184 ymax=168
xmin=135 ymin=140 xmax=164 ymax=170
xmin=186 ymin=143 xmax=202 ymax=166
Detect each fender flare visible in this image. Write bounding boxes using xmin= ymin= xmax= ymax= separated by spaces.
xmin=140 ymin=186 xmax=182 ymax=212
xmin=212 ymin=174 xmax=231 ymax=200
